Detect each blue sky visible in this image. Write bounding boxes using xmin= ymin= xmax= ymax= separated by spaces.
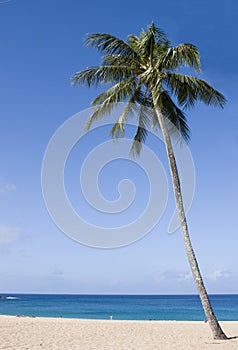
xmin=0 ymin=0 xmax=237 ymax=294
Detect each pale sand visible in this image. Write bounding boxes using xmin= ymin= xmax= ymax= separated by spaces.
xmin=0 ymin=316 xmax=238 ymax=350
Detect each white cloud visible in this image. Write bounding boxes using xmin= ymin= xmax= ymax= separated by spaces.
xmin=0 ymin=182 xmax=16 ymax=194
xmin=177 ymin=272 xmax=193 ymax=281
xmin=154 ymin=269 xmax=231 ymax=284
xmin=208 ymin=269 xmax=230 ymax=281
xmin=154 ymin=270 xmax=193 ymax=283
xmin=0 ymin=225 xmax=21 ymax=244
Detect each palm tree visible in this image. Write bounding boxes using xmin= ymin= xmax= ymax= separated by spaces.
xmin=72 ymin=22 xmax=227 ymax=340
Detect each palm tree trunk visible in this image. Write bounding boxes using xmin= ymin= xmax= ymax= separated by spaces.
xmin=152 ymin=94 xmax=227 ymax=340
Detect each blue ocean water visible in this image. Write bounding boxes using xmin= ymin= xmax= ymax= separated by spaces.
xmin=0 ymin=294 xmax=237 ymax=321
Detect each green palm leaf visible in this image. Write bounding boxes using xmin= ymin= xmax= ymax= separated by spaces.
xmin=130 ymin=104 xmax=152 ymax=155
xmin=157 ymin=91 xmax=190 ymax=142
xmin=72 ymin=65 xmax=134 ymax=87
xmin=165 ymin=73 xmax=226 ymax=109
xmin=158 ymin=44 xmax=201 ymax=72
xmin=85 ymin=78 xmax=137 ymax=130
xmin=85 ymin=33 xmax=138 ymax=58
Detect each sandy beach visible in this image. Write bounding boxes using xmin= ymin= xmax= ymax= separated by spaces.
xmin=0 ymin=316 xmax=237 ymax=350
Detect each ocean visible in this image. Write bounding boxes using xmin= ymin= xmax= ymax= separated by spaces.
xmin=0 ymin=294 xmax=237 ymax=321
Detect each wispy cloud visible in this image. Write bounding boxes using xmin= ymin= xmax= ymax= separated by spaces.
xmin=208 ymin=269 xmax=230 ymax=281
xmin=0 ymin=225 xmax=21 ymax=244
xmin=0 ymin=181 xmax=16 ymax=194
xmin=177 ymin=272 xmax=193 ymax=281
xmin=154 ymin=270 xmax=192 ymax=283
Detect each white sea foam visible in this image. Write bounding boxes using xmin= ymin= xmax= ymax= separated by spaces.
xmin=6 ymin=296 xmax=18 ymax=300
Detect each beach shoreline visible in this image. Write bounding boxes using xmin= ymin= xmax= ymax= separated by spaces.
xmin=0 ymin=315 xmax=237 ymax=350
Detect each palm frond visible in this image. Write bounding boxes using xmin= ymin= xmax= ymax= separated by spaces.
xmin=156 ymin=91 xmax=190 ymax=142
xmin=85 ymin=33 xmax=138 ymax=59
xmin=139 ymin=67 xmax=157 ymax=87
xmin=130 ymin=104 xmax=152 ymax=155
xmin=85 ymin=78 xmax=137 ymax=130
xmin=109 ymin=102 xmax=139 ymax=138
xmin=143 ymin=22 xmax=168 ymax=46
xmin=85 ymin=103 xmax=117 ymax=131
xmin=109 ymin=84 xmax=145 ymax=138
xmin=127 ymin=34 xmax=140 ymax=51
xmin=153 ymin=41 xmax=170 ymax=61
xmin=135 ymin=90 xmax=154 ymax=108
xmin=102 ymin=54 xmax=141 ymax=72
xmin=72 ymin=65 xmax=134 ymax=87
xmin=128 ymin=22 xmax=168 ymax=63
xmin=158 ymin=44 xmax=201 ymax=72
xmin=165 ymin=73 xmax=226 ymax=109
